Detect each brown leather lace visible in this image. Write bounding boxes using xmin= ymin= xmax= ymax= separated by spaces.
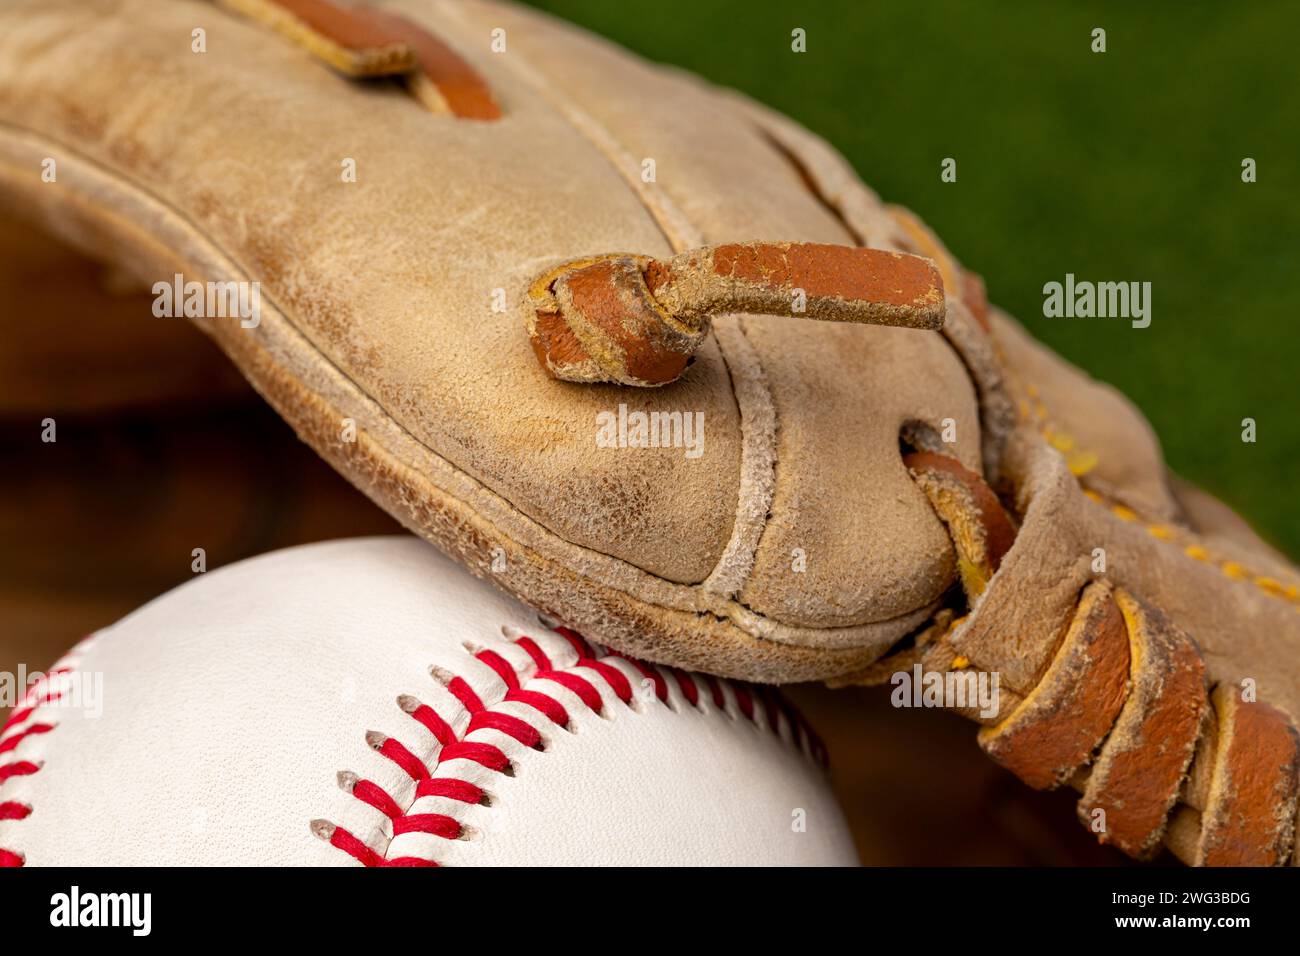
xmin=218 ymin=0 xmax=502 ymax=120
xmin=899 ymin=451 xmax=1300 ymax=866
xmin=525 ymin=242 xmax=946 ymax=386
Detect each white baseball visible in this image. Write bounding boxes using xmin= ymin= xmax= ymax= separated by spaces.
xmin=0 ymin=537 xmax=856 ymax=866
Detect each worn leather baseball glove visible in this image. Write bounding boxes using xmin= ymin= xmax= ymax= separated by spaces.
xmin=1 ymin=0 xmax=1296 ymax=865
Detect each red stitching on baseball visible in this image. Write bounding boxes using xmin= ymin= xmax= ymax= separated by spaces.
xmin=446 ymin=676 xmax=485 ymax=713
xmin=474 ymin=649 xmax=519 ymax=689
xmin=465 ymin=711 xmax=541 ymax=748
xmin=672 ymin=669 xmax=700 ymax=707
xmin=398 ymin=696 xmax=456 ymax=746
xmin=0 ymin=762 xmax=39 ymax=784
xmin=0 ymin=723 xmax=53 ymax=755
xmin=504 ymin=688 xmax=570 ymax=727
xmin=0 ymin=637 xmax=95 ymax=867
xmin=0 ymin=627 xmax=823 ymax=868
xmin=703 ymin=674 xmax=726 ymax=710
xmin=609 ymin=652 xmax=668 ymax=703
xmin=575 ymin=658 xmax=632 ymax=702
xmin=4 ymin=696 xmax=61 ymax=731
xmin=734 ymin=685 xmax=755 ymax=720
xmin=2 ymin=707 xmax=33 ymax=731
xmin=392 ymin=813 xmax=462 ymax=839
xmin=552 ymin=626 xmax=594 ymax=658
xmin=415 ymin=778 xmax=483 ymax=804
xmin=348 ymin=777 xmax=403 ymax=820
xmin=369 ymin=733 xmax=428 ymax=781
xmin=535 ymin=670 xmax=604 ymax=712
xmin=514 ymin=636 xmax=552 ymax=671
xmin=313 ymin=623 xmax=826 ymax=867
xmin=316 ymin=821 xmax=386 ymax=867
xmin=440 ymin=741 xmax=510 ymax=772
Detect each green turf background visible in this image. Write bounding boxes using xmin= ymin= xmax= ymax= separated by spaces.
xmin=524 ymin=0 xmax=1299 ymax=559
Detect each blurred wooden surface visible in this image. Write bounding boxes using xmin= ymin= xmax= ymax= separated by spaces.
xmin=0 ymin=217 xmax=250 ymax=415
xmin=0 ymin=402 xmax=404 ymax=672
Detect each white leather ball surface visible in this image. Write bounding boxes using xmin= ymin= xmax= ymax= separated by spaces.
xmin=0 ymin=537 xmax=856 ymax=866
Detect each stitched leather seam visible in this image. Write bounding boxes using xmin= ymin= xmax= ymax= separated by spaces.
xmin=472 ymin=13 xmax=781 ymax=605
xmin=0 ymin=638 xmax=95 ymax=867
xmin=1015 ymin=369 xmax=1297 ymax=606
xmin=314 ymin=622 xmax=825 ymax=866
xmin=1078 ymin=489 xmax=1300 ymax=607
xmin=1017 ymin=383 xmax=1100 ymax=477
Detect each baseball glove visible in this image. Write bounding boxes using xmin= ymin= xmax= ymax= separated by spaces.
xmin=1 ymin=0 xmax=1296 ymax=865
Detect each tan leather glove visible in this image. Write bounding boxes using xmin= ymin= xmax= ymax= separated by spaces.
xmin=1 ymin=0 xmax=1295 ymax=865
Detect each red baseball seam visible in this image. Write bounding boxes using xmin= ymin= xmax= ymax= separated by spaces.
xmin=315 ymin=622 xmax=825 ymax=867
xmin=0 ymin=638 xmax=96 ymax=867
xmin=0 ymin=627 xmax=824 ymax=868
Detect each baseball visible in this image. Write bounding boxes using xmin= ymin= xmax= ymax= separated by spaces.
xmin=0 ymin=538 xmax=855 ymax=866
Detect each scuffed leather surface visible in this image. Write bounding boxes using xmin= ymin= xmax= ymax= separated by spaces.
xmin=0 ymin=537 xmax=855 ymax=866
xmin=956 ymin=435 xmax=1300 ymax=725
xmin=0 ymin=0 xmax=975 ymax=670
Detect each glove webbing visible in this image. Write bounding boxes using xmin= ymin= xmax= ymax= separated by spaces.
xmin=898 ymin=451 xmax=1300 ymax=866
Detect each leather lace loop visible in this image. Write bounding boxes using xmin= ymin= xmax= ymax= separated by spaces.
xmin=526 ymin=242 xmax=945 ymax=387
